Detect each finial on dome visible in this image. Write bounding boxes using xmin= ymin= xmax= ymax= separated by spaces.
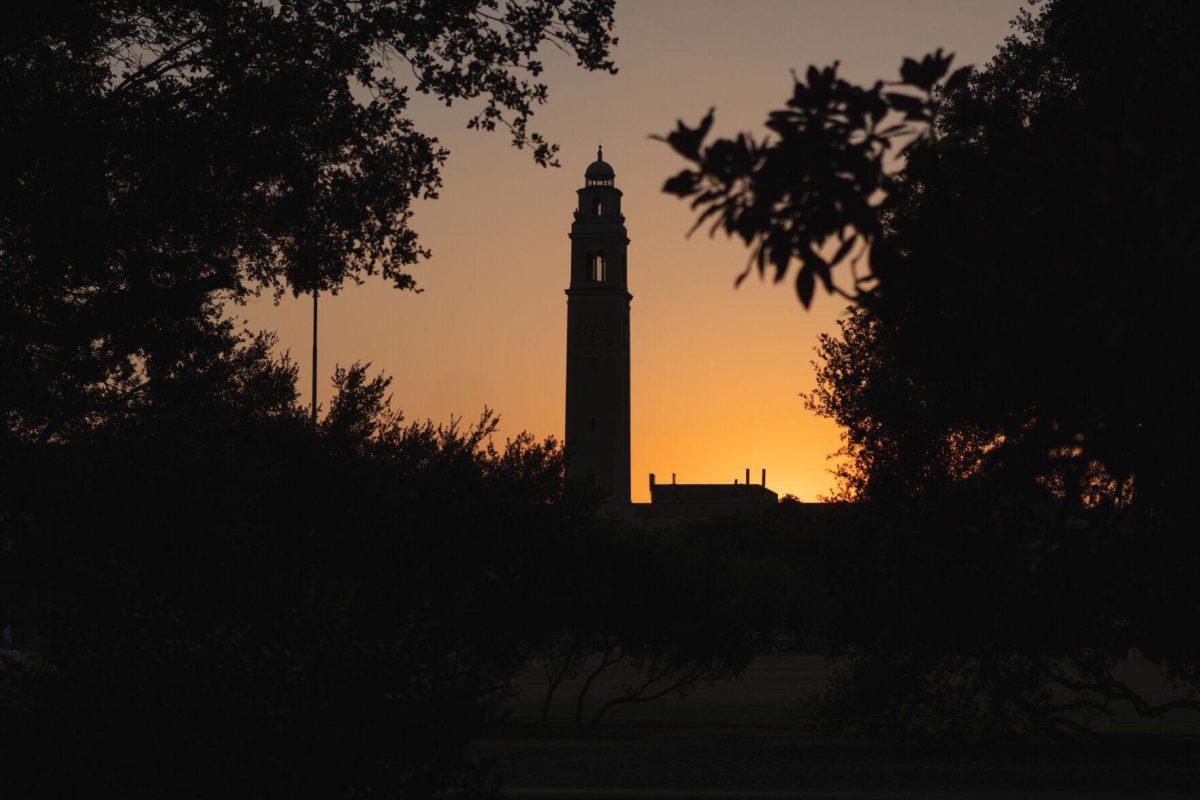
xmin=584 ymin=147 xmax=615 ymax=181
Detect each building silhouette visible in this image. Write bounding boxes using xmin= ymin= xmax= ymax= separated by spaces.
xmin=564 ymin=147 xmax=632 ymax=503
xmin=564 ymin=150 xmax=777 ymax=519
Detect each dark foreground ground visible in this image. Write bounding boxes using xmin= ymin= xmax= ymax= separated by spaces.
xmin=469 ymin=656 xmax=1200 ymax=798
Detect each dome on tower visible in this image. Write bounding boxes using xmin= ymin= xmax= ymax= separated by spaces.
xmin=584 ymin=146 xmax=615 ymax=182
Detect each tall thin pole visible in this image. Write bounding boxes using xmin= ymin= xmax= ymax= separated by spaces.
xmin=311 ymin=287 xmax=318 ymax=428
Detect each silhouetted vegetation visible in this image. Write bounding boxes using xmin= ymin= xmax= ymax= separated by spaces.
xmin=662 ymin=0 xmax=1200 ymax=737
xmin=1 ymin=2 xmax=620 ymax=796
xmin=7 ymin=0 xmax=1200 ymax=795
xmin=2 ymin=0 xmax=616 ymax=443
xmin=2 ymin=348 xmax=586 ymax=796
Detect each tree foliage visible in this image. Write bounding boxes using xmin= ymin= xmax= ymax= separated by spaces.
xmin=657 ymin=50 xmax=965 ymax=307
xmin=0 ymin=342 xmax=589 ymax=796
xmin=662 ymin=0 xmax=1200 ymax=735
xmin=1 ymin=0 xmax=616 ymax=441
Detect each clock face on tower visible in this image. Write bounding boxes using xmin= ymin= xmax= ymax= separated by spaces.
xmin=572 ymin=313 xmax=614 ymax=348
xmin=592 ymin=318 xmax=610 ymax=347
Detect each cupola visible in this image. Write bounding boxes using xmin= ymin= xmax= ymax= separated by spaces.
xmin=584 ymin=146 xmax=615 ymax=186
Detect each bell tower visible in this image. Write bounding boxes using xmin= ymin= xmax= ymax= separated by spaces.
xmin=565 ymin=147 xmax=631 ymax=503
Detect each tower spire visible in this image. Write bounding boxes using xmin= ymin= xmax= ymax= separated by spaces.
xmin=597 ymin=144 xmax=603 ymax=161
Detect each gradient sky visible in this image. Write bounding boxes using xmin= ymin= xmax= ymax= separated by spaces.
xmin=244 ymin=0 xmax=1024 ymax=501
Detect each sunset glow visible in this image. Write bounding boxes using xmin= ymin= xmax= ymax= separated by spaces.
xmin=244 ymin=0 xmax=1023 ymax=501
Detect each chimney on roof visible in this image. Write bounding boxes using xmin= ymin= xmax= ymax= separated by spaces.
xmin=745 ymin=468 xmax=750 ymax=486
xmin=761 ymin=468 xmax=766 ymax=486
xmin=649 ymin=472 xmax=656 ymax=490
xmin=671 ymin=473 xmax=676 ymax=484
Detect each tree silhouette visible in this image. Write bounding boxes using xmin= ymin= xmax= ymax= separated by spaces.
xmin=1 ymin=346 xmax=600 ymax=795
xmin=1 ymin=0 xmax=617 ymax=441
xmin=660 ymin=0 xmax=1200 ymax=734
xmin=1 ymin=4 xmax=624 ymax=793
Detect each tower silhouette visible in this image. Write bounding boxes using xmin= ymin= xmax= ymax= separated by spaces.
xmin=565 ymin=147 xmax=631 ymax=503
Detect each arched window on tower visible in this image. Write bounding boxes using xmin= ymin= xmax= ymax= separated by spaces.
xmin=593 ymin=197 xmax=604 ymax=216
xmin=591 ymin=251 xmax=607 ymax=282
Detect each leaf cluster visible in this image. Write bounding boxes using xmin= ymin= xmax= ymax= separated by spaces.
xmin=657 ymin=51 xmax=967 ymax=307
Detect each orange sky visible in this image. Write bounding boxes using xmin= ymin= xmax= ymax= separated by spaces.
xmin=244 ymin=0 xmax=1022 ymax=502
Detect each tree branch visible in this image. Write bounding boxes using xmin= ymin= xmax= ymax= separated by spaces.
xmin=574 ymin=641 xmax=622 ymax=722
xmin=590 ymin=665 xmax=706 ymax=724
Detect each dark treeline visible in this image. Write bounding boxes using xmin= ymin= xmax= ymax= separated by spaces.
xmin=662 ymin=0 xmax=1200 ymax=738
xmin=3 ymin=346 xmax=579 ymax=795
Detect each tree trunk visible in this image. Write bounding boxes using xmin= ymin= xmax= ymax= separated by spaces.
xmin=541 ymin=646 xmax=580 ymax=722
xmin=574 ymin=642 xmax=622 ymax=722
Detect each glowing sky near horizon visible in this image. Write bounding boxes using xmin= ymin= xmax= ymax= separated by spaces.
xmin=244 ymin=0 xmax=1024 ymax=501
